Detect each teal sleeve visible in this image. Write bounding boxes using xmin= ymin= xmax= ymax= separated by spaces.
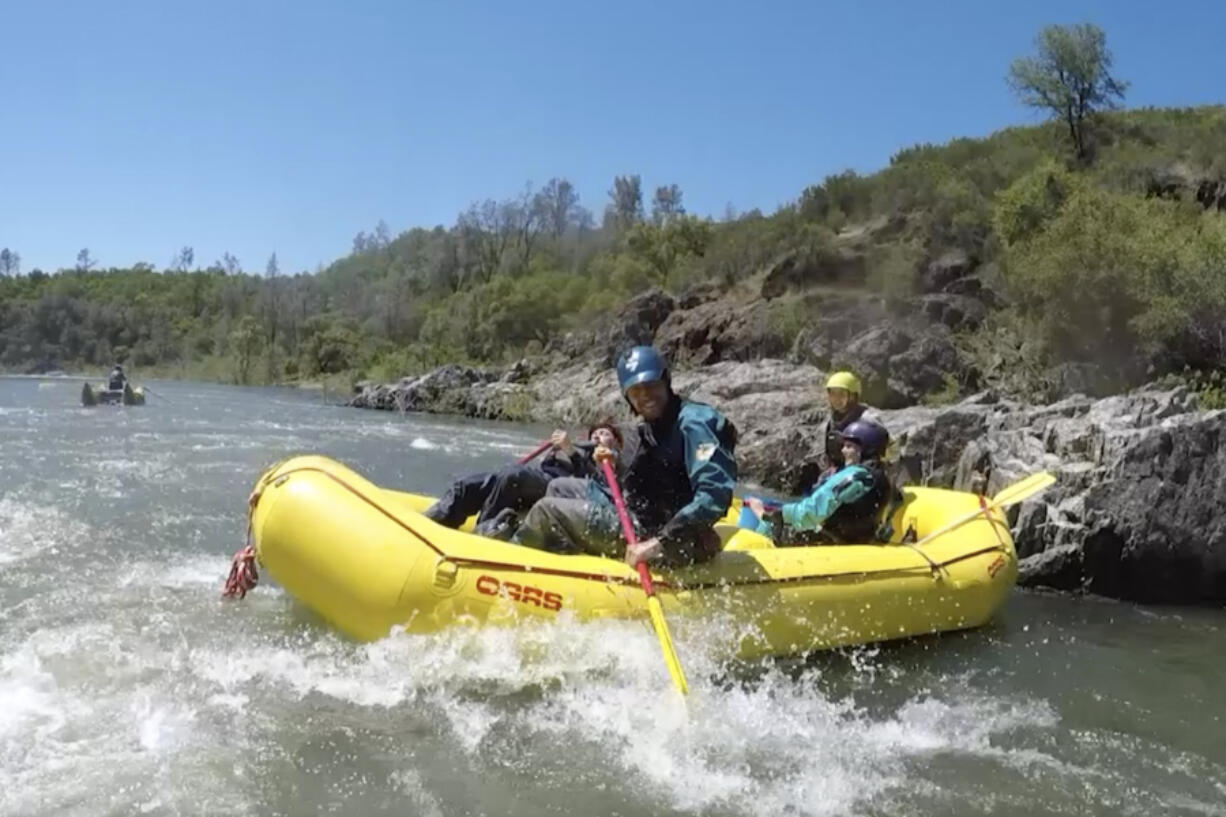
xmin=657 ymin=409 xmax=737 ymax=545
xmin=781 ymin=466 xmax=871 ymax=532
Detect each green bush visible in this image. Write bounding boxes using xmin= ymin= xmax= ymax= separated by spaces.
xmin=1000 ymin=183 xmax=1226 ymax=382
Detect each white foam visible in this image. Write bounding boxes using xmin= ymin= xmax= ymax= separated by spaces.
xmin=0 ymin=497 xmax=90 ymax=566
xmin=410 ymin=437 xmax=440 ymax=450
xmin=175 ymin=614 xmax=1070 ymax=816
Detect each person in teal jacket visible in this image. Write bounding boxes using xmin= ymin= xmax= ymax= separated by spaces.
xmin=745 ymin=420 xmax=891 ymax=545
xmin=514 ymin=345 xmax=737 ymax=566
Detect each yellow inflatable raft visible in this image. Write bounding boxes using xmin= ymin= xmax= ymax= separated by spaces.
xmin=247 ymin=455 xmax=1021 ymax=660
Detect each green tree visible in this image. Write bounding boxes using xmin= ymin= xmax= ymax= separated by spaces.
xmin=1008 ymin=23 xmax=1128 ymax=160
xmin=992 ymin=158 xmax=1082 ymax=246
xmin=626 ymin=216 xmax=711 ymax=288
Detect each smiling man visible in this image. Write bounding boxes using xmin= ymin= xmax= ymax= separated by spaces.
xmin=513 ymin=345 xmax=738 ymax=567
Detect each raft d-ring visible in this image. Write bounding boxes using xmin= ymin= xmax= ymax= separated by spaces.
xmin=432 ymin=557 xmax=460 ymax=591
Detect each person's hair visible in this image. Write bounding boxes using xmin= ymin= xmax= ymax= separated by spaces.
xmin=587 ymin=419 xmax=624 ymax=446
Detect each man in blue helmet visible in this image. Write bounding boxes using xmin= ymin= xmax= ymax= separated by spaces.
xmin=744 ymin=419 xmax=892 ymax=545
xmin=514 ymin=345 xmax=737 ymax=567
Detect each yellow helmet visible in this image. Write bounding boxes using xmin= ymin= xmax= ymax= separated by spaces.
xmin=825 ymin=371 xmax=861 ymax=395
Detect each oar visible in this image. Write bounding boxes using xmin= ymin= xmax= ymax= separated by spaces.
xmin=911 ymin=471 xmax=1056 ymax=549
xmin=516 ymin=440 xmax=553 ymax=465
xmin=142 ymin=385 xmax=172 ymax=403
xmin=599 ymin=458 xmax=689 ymax=696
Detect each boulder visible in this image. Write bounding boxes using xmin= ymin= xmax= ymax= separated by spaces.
xmin=919 ymin=249 xmax=975 ymax=293
xmin=654 ymin=301 xmax=787 ymax=365
xmin=599 ymin=289 xmax=676 ymax=365
xmin=837 ymin=323 xmax=970 ymax=408
xmin=920 ymin=293 xmax=988 ymax=332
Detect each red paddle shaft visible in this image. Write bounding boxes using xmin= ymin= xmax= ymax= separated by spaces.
xmin=599 ymin=459 xmax=656 ymax=594
xmin=517 ymin=440 xmax=554 ymax=465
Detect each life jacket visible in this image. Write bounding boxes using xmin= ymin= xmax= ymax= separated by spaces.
xmin=820 ymin=403 xmax=868 ymax=469
xmin=820 ymin=459 xmax=892 ymax=543
xmin=622 ymin=397 xmax=738 ymax=564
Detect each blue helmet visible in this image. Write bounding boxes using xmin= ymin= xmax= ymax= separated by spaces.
xmin=840 ymin=420 xmax=889 ymax=459
xmin=616 ymin=345 xmax=669 ymax=393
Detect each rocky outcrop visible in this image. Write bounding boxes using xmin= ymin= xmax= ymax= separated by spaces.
xmin=1147 ymin=164 xmax=1226 ymax=212
xmin=808 ymin=321 xmax=973 ymax=409
xmin=760 ymin=247 xmax=868 ymax=299
xmin=350 ymin=364 xmax=534 ymax=420
xmin=882 ymin=387 xmax=1226 ymax=605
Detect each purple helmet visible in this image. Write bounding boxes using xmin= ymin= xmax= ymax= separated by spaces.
xmin=840 ymin=420 xmax=888 ymax=459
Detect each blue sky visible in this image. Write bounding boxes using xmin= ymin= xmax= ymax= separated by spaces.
xmin=2 ymin=0 xmax=1222 ymax=275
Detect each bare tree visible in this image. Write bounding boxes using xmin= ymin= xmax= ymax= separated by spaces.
xmin=76 ymin=248 xmax=97 ymax=272
xmin=510 ymin=185 xmax=542 ymax=271
xmin=171 ymin=246 xmax=194 ymax=272
xmin=373 ymin=219 xmax=392 ymax=248
xmin=260 ymin=253 xmax=281 ymax=382
xmin=456 ymin=200 xmax=513 ymax=284
xmin=536 ymin=177 xmax=581 ymax=238
xmin=0 ymin=248 xmax=19 ymax=276
xmin=607 ymin=174 xmax=644 ymax=231
xmin=651 ymin=184 xmax=685 ymax=225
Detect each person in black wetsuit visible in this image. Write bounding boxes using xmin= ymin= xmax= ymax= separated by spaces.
xmin=423 ymin=420 xmax=623 ymax=537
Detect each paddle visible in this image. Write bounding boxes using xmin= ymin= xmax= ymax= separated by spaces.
xmin=598 ymin=458 xmax=689 ymax=696
xmin=517 ymin=440 xmax=553 ymax=465
xmin=911 ymin=471 xmax=1056 ymax=549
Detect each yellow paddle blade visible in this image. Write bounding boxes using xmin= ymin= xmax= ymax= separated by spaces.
xmin=645 ymin=595 xmax=689 ymax=696
xmin=991 ymin=471 xmax=1056 ymax=508
xmin=911 ymin=471 xmax=1057 ymax=550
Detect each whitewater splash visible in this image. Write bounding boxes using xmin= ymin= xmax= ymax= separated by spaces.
xmin=0 ymin=555 xmax=1059 ymax=817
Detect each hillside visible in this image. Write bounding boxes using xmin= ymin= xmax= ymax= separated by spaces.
xmin=2 ymin=105 xmax=1225 ymax=405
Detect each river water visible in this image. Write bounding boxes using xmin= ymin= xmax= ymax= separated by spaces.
xmin=1 ymin=377 xmax=1223 ymax=816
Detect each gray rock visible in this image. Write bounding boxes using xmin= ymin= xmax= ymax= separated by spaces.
xmin=920 ymin=293 xmax=988 ymax=332
xmin=760 ymin=247 xmax=867 ymax=299
xmin=919 ymin=249 xmax=974 ymax=293
xmin=1018 ymin=544 xmax=1084 ymax=591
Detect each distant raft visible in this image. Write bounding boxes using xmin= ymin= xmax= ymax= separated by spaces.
xmin=246 ymin=455 xmax=1022 ymax=661
xmin=81 ymin=382 xmax=146 ymax=406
